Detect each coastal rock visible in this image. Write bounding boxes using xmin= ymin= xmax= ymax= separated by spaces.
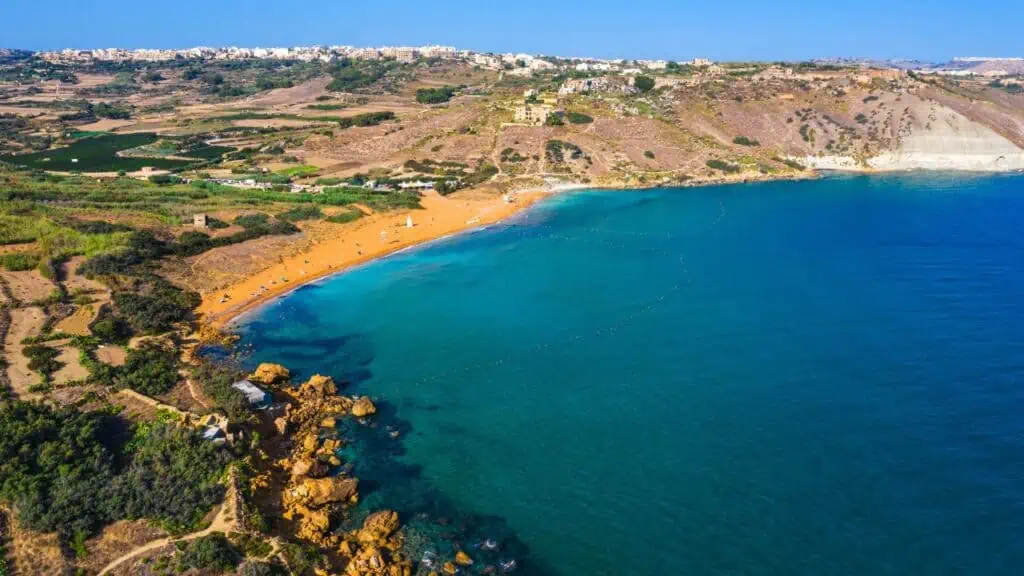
xmin=301 ymin=374 xmax=338 ymax=398
xmin=299 ymin=476 xmax=359 ymax=506
xmin=251 ymin=362 xmax=291 ymax=386
xmin=443 ymin=562 xmax=457 ymax=575
xmin=455 ymin=551 xmax=473 ymax=566
xmin=274 ymin=416 xmax=289 ymax=436
xmin=346 ymin=546 xmax=386 ymax=575
xmin=292 ymin=458 xmax=328 ymax=479
xmin=352 ymin=396 xmax=377 ymax=418
xmin=359 ymin=510 xmax=400 ymax=543
xmin=321 ymin=417 xmax=337 ymax=428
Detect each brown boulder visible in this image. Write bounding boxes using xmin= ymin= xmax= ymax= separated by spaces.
xmin=359 ymin=510 xmax=400 ymax=543
xmin=251 ymin=363 xmax=290 ymax=386
xmin=291 ymin=458 xmax=328 ymax=479
xmin=455 ymin=551 xmax=473 ymax=566
xmin=352 ymin=396 xmax=377 ymax=418
xmin=300 ymin=374 xmax=338 ymax=398
xmin=300 ymin=476 xmax=358 ymax=506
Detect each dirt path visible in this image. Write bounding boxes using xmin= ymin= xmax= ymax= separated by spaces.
xmin=96 ymin=470 xmax=239 ymax=576
xmin=185 ymin=376 xmax=210 ymax=409
xmin=4 ymin=307 xmax=47 ymax=399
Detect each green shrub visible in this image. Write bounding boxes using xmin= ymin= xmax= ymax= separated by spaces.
xmin=176 ymin=533 xmax=240 ymax=571
xmin=277 ymin=206 xmax=323 ymax=222
xmin=644 ymin=150 xmax=655 ymax=159
xmin=22 ymin=344 xmax=62 ymax=379
xmin=566 ymin=112 xmax=593 ymax=124
xmin=325 ymin=210 xmax=364 ymax=224
xmin=706 ymin=159 xmax=741 ymax=173
xmin=112 ymin=279 xmax=200 ymax=335
xmin=634 ymin=75 xmax=655 ymax=93
xmin=114 ymin=341 xmax=179 ymax=396
xmin=0 ymin=252 xmax=40 ymax=271
xmin=193 ymin=361 xmax=252 ymax=420
xmin=545 ymin=114 xmax=564 ymax=127
xmin=415 ymin=86 xmax=456 ymax=104
xmin=732 ymin=136 xmax=760 ymax=147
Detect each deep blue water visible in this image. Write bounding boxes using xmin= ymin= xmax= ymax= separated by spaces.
xmin=237 ymin=174 xmax=1024 ymax=575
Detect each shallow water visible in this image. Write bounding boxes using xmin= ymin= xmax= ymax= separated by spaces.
xmin=238 ymin=174 xmax=1024 ymax=575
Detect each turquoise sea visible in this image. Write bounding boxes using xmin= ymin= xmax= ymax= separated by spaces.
xmin=236 ymin=174 xmax=1024 ymax=575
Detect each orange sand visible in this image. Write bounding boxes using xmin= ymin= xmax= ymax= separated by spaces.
xmin=198 ymin=189 xmax=548 ymax=326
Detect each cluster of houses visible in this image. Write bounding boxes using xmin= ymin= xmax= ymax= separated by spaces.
xmin=36 ymin=43 xmax=719 ymax=76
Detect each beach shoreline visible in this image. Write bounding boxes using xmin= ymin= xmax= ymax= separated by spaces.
xmin=197 ymin=171 xmax=832 ymax=328
xmin=199 ymin=164 xmax=1020 ymax=329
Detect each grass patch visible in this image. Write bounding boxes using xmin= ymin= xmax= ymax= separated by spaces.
xmin=276 ymin=165 xmax=320 ymax=178
xmin=0 ymin=133 xmax=192 ymax=172
xmin=325 ymin=210 xmax=364 ymax=224
xmin=0 ymin=252 xmax=40 ymax=271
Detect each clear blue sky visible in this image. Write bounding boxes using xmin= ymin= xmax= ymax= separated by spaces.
xmin=4 ymin=0 xmax=1021 ymax=62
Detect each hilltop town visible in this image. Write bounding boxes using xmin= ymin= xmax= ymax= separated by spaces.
xmin=1 ymin=41 xmax=1024 ymax=576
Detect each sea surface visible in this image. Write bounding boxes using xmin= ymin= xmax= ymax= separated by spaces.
xmin=236 ymin=174 xmax=1024 ymax=575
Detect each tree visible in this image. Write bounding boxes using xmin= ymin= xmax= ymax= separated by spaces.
xmin=666 ymin=61 xmax=681 ymax=73
xmin=634 ymin=75 xmax=655 ymax=93
xmin=545 ymin=114 xmax=564 ymax=127
xmin=114 ymin=341 xmax=179 ymax=396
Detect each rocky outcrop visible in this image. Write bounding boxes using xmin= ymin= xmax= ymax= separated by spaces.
xmin=255 ymin=370 xmax=401 ymax=573
xmin=351 ymin=396 xmax=377 ymax=418
xmin=249 ymin=362 xmax=291 ymax=386
xmin=296 ymin=476 xmax=359 ymax=507
xmin=358 ymin=510 xmax=400 ymax=544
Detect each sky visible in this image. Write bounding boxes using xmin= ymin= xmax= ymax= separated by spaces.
xmin=3 ymin=0 xmax=1022 ymax=62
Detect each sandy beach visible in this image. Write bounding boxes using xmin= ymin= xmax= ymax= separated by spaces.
xmin=197 ymin=189 xmax=550 ymax=326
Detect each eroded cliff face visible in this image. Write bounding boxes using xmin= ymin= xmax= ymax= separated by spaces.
xmin=799 ymin=98 xmax=1024 ymax=171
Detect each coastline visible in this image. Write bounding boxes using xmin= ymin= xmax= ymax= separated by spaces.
xmin=199 ymin=164 xmax=1022 ymax=329
xmin=198 ymin=188 xmax=555 ymax=327
xmin=197 ymin=172 xmax=816 ymax=328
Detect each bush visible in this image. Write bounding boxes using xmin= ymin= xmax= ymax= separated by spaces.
xmin=114 ymin=341 xmax=179 ymax=396
xmin=706 ymin=159 xmax=741 ymax=173
xmin=176 ymin=533 xmax=240 ymax=571
xmin=732 ymin=136 xmax=760 ymax=147
xmin=147 ymin=174 xmax=179 ymax=185
xmin=634 ymin=75 xmax=655 ymax=93
xmin=415 ymin=86 xmax=456 ymax=104
xmin=277 ymin=206 xmax=323 ymax=222
xmin=644 ymin=150 xmax=655 ymax=159
xmin=112 ymin=279 xmax=200 ymax=335
xmin=22 ymin=344 xmax=62 ymax=379
xmin=566 ymin=112 xmax=593 ymax=124
xmin=0 ymin=252 xmax=40 ymax=271
xmin=193 ymin=361 xmax=252 ymax=420
xmin=234 ymin=213 xmax=270 ymax=229
xmin=112 ymin=421 xmax=230 ymax=532
xmin=325 ymin=210 xmax=364 ymax=224
xmin=545 ymin=114 xmax=564 ymax=127
xmin=0 ymin=402 xmax=118 ymax=538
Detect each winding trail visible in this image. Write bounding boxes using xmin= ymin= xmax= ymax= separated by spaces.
xmin=96 ymin=470 xmax=239 ymax=576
